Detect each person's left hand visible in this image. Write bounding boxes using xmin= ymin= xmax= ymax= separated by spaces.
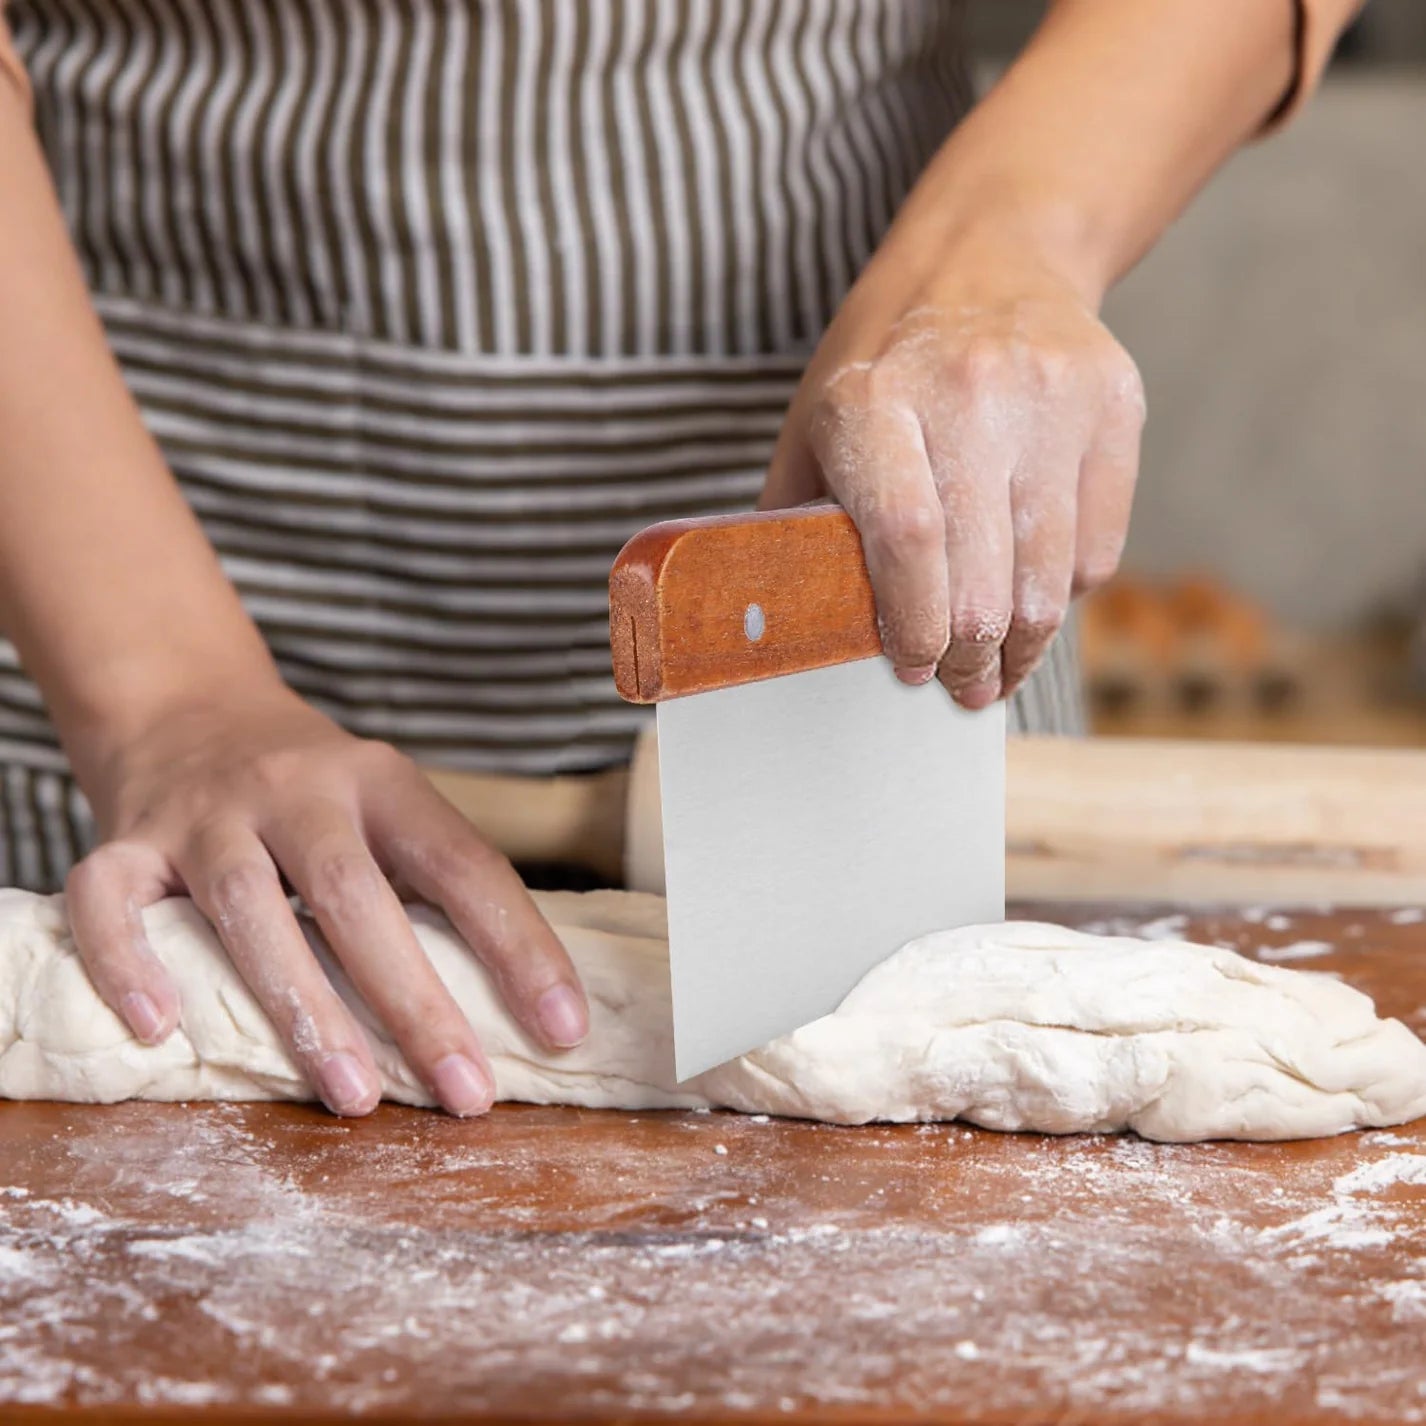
xmin=762 ymin=218 xmax=1146 ymax=709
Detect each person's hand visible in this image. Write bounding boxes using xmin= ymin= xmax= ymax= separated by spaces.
xmin=63 ymin=682 xmax=589 ymax=1117
xmin=763 ymin=219 xmax=1145 ymax=708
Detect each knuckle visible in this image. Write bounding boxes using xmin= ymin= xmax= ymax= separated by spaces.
xmin=1013 ymin=605 xmax=1065 ymax=644
xmin=248 ymin=749 xmax=303 ymax=797
xmin=389 ymin=992 xmax=469 ymax=1055
xmin=878 ymin=610 xmax=948 ymax=668
xmin=949 ymin=606 xmax=1011 ymax=648
xmin=1102 ymin=347 xmax=1147 ymax=423
xmin=820 ymin=361 xmax=873 ymax=407
xmin=956 ymin=338 xmax=1009 ymax=390
xmin=1026 ymin=344 xmax=1075 ymax=392
xmin=863 ymin=353 xmax=916 ymax=405
xmin=305 ymin=848 xmax=381 ymax=911
xmin=206 ymin=858 xmax=273 ymax=918
xmin=484 ymin=936 xmax=570 ymax=1004
xmin=356 ymin=738 xmax=414 ymax=781
xmin=809 ymin=368 xmax=872 ymax=440
xmin=869 ymin=497 xmax=943 ymax=552
xmin=960 ymin=342 xmax=1073 ymax=412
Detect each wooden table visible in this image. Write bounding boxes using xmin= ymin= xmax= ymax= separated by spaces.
xmin=2 ymin=904 xmax=1425 ymax=1424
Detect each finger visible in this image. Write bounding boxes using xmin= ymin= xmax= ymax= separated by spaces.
xmin=367 ymin=777 xmax=589 ymax=1052
xmin=263 ymin=804 xmax=497 ymax=1118
xmin=1002 ymin=438 xmax=1081 ymax=698
xmin=921 ymin=408 xmax=1015 ymax=711
xmin=809 ymin=370 xmax=948 ymax=680
xmin=179 ymin=824 xmax=382 ymax=1118
xmin=67 ymin=841 xmax=182 ymax=1045
xmin=759 ymin=408 xmax=829 ymax=511
xmin=1074 ymin=361 xmax=1146 ymax=594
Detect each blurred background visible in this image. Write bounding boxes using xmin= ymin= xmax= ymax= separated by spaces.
xmin=974 ymin=2 xmax=1426 ymax=746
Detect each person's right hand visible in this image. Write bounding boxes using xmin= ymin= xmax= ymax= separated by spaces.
xmin=762 ymin=219 xmax=1145 ymax=711
xmin=63 ymin=682 xmax=590 ymax=1118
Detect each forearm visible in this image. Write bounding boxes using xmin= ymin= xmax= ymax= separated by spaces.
xmin=0 ymin=80 xmax=276 ymax=778
xmin=897 ymin=0 xmax=1309 ymax=304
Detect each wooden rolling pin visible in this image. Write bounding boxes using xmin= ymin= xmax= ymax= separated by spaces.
xmin=426 ymin=731 xmax=1426 ymax=907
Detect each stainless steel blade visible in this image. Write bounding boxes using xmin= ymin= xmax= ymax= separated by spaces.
xmin=658 ymin=654 xmax=1004 ymax=1079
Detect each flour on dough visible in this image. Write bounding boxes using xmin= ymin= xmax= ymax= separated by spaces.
xmin=1 ymin=889 xmax=1423 ymax=1142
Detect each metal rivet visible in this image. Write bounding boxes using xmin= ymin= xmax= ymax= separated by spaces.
xmin=744 ymin=602 xmax=766 ymax=642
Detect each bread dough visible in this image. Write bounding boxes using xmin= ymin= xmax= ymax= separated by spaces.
xmin=1 ymin=888 xmax=1423 ymax=1142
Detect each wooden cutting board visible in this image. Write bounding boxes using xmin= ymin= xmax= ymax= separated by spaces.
xmin=2 ymin=903 xmax=1424 ymax=1425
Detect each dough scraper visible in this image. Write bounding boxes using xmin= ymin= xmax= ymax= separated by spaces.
xmin=609 ymin=506 xmax=1004 ymax=1080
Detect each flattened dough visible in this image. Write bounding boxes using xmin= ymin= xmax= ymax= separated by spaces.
xmin=1 ymin=889 xmax=1424 ymax=1142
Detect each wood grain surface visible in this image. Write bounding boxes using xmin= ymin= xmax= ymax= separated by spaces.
xmin=2 ymin=903 xmax=1425 ymax=1425
xmin=608 ymin=507 xmax=880 ymax=702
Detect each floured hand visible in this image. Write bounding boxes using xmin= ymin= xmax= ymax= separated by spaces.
xmin=62 ymin=684 xmax=589 ymax=1119
xmin=764 ymin=220 xmax=1145 ymax=707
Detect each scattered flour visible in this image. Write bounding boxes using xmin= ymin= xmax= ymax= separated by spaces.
xmin=1252 ymin=1153 xmax=1426 ymax=1252
xmin=971 ymin=1223 xmax=1026 ymax=1248
xmin=1183 ymin=1343 xmax=1308 ymax=1373
xmin=1257 ymin=941 xmax=1335 ymax=963
xmin=1334 ymin=1154 xmax=1426 ymax=1195
xmin=1258 ymin=1203 xmax=1395 ymax=1251
xmin=5 ymin=1107 xmax=1419 ymax=1419
xmin=1079 ymin=913 xmax=1190 ymax=942
xmin=1376 ymin=1280 xmax=1426 ymax=1322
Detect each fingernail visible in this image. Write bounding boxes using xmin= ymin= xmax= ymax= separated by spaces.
xmin=122 ymin=992 xmax=166 ymax=1044
xmin=895 ymin=664 xmax=937 ymax=686
xmin=319 ymin=1052 xmax=376 ymax=1116
xmin=537 ymin=984 xmax=589 ymax=1048
xmin=431 ymin=1053 xmax=494 ymax=1117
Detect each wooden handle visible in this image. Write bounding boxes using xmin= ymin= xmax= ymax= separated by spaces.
xmin=608 ymin=506 xmax=879 ymax=702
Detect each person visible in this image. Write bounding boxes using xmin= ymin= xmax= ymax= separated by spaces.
xmin=0 ymin=0 xmax=1360 ymax=1117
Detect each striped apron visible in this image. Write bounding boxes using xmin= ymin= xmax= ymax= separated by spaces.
xmin=0 ymin=0 xmax=1082 ymax=892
